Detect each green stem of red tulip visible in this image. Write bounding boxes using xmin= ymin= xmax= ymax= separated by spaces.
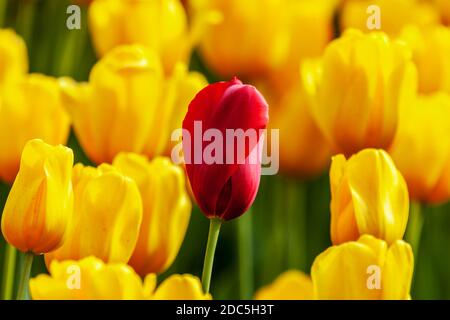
xmin=0 ymin=244 xmax=17 ymax=300
xmin=405 ymin=202 xmax=424 ymax=259
xmin=237 ymin=209 xmax=254 ymax=299
xmin=16 ymin=252 xmax=33 ymax=300
xmin=201 ymin=218 xmax=222 ymax=294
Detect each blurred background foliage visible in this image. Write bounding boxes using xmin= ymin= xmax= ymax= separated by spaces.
xmin=0 ymin=0 xmax=449 ymax=300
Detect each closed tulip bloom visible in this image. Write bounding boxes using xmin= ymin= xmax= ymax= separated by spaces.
xmin=330 ymin=149 xmax=409 ymax=245
xmin=312 ymin=235 xmax=414 ymax=300
xmin=59 ymin=45 xmax=163 ymax=164
xmin=389 ymin=93 xmax=450 ymax=204
xmin=0 ymin=29 xmax=28 ymax=90
xmin=45 ymin=163 xmax=142 ymax=264
xmin=0 ymin=74 xmax=71 ymax=183
xmin=199 ymin=0 xmax=289 ymax=78
xmin=254 ymin=270 xmax=313 ymax=300
xmin=270 ymin=70 xmax=331 ymax=177
xmin=341 ymin=0 xmax=439 ymax=36
xmin=30 ymin=256 xmax=210 ymax=300
xmin=113 ymin=153 xmax=191 ymax=274
xmin=89 ymin=0 xmax=190 ymax=74
xmin=304 ymin=29 xmax=417 ymax=156
xmin=1 ymin=139 xmax=74 ymax=254
xmin=399 ymin=25 xmax=450 ymax=94
xmin=182 ymin=78 xmax=269 ymax=220
xmin=145 ymin=63 xmax=208 ymax=158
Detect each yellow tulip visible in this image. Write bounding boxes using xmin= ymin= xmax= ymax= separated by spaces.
xmin=113 ymin=153 xmax=191 ymax=275
xmin=45 ymin=163 xmax=142 ymax=264
xmin=269 ymin=71 xmax=331 ymax=177
xmin=144 ymin=63 xmax=208 ymax=158
xmin=330 ymin=149 xmax=409 ymax=245
xmin=89 ymin=0 xmax=191 ymax=74
xmin=0 ymin=74 xmax=71 ymax=183
xmin=303 ymin=29 xmax=417 ymax=156
xmin=341 ymin=0 xmax=439 ymax=36
xmin=399 ymin=25 xmax=450 ymax=94
xmin=30 ymin=256 xmax=210 ymax=300
xmin=1 ymin=139 xmax=74 ymax=254
xmin=0 ymin=29 xmax=28 ymax=90
xmin=59 ymin=45 xmax=163 ymax=164
xmin=254 ymin=270 xmax=313 ymax=300
xmin=312 ymin=235 xmax=414 ymax=300
xmin=199 ymin=0 xmax=289 ymax=78
xmin=389 ymin=93 xmax=450 ymax=204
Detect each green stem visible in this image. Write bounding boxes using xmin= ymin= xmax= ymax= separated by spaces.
xmin=237 ymin=209 xmax=254 ymax=299
xmin=405 ymin=202 xmax=424 ymax=259
xmin=0 ymin=0 xmax=7 ymax=28
xmin=16 ymin=252 xmax=33 ymax=300
xmin=201 ymin=218 xmax=222 ymax=294
xmin=286 ymin=179 xmax=307 ymax=270
xmin=0 ymin=244 xmax=17 ymax=300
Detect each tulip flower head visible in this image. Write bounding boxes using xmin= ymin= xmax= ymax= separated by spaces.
xmin=389 ymin=93 xmax=450 ymax=204
xmin=304 ymin=29 xmax=417 ymax=156
xmin=312 ymin=235 xmax=414 ymax=300
xmin=45 ymin=163 xmax=142 ymax=264
xmin=330 ymin=149 xmax=409 ymax=245
xmin=1 ymin=139 xmax=74 ymax=254
xmin=113 ymin=153 xmax=191 ymax=275
xmin=182 ymin=78 xmax=269 ymax=221
xmin=30 ymin=256 xmax=210 ymax=300
xmin=0 ymin=29 xmax=28 ymax=91
xmin=254 ymin=270 xmax=313 ymax=300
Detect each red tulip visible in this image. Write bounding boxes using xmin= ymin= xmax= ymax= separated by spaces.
xmin=182 ymin=77 xmax=269 ymax=221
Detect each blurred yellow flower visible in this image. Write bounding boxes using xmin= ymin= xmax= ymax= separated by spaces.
xmin=0 ymin=74 xmax=71 ymax=183
xmin=144 ymin=63 xmax=208 ymax=158
xmin=304 ymin=29 xmax=417 ymax=156
xmin=269 ymin=71 xmax=331 ymax=177
xmin=399 ymin=25 xmax=450 ymax=94
xmin=434 ymin=0 xmax=450 ymax=25
xmin=1 ymin=139 xmax=74 ymax=254
xmin=45 ymin=163 xmax=142 ymax=264
xmin=341 ymin=0 xmax=439 ymax=36
xmin=59 ymin=45 xmax=163 ymax=164
xmin=198 ymin=0 xmax=289 ymax=78
xmin=0 ymin=29 xmax=28 ymax=91
xmin=254 ymin=270 xmax=313 ymax=300
xmin=30 ymin=256 xmax=210 ymax=300
xmin=389 ymin=93 xmax=450 ymax=204
xmin=113 ymin=153 xmax=191 ymax=275
xmin=312 ymin=235 xmax=414 ymax=300
xmin=89 ymin=0 xmax=193 ymax=74
xmin=330 ymin=149 xmax=409 ymax=245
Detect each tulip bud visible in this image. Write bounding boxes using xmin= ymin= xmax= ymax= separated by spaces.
xmin=30 ymin=256 xmax=210 ymax=300
xmin=0 ymin=29 xmax=28 ymax=90
xmin=304 ymin=29 xmax=417 ymax=156
xmin=198 ymin=0 xmax=289 ymax=78
xmin=182 ymin=78 xmax=269 ymax=221
xmin=59 ymin=45 xmax=163 ymax=164
xmin=88 ymin=0 xmax=190 ymax=74
xmin=312 ymin=235 xmax=414 ymax=300
xmin=330 ymin=149 xmax=409 ymax=245
xmin=399 ymin=25 xmax=450 ymax=94
xmin=113 ymin=153 xmax=191 ymax=274
xmin=341 ymin=0 xmax=439 ymax=36
xmin=45 ymin=163 xmax=142 ymax=264
xmin=254 ymin=270 xmax=313 ymax=300
xmin=389 ymin=93 xmax=450 ymax=204
xmin=1 ymin=139 xmax=74 ymax=254
xmin=0 ymin=74 xmax=71 ymax=183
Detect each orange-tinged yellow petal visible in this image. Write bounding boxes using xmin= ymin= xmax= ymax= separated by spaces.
xmin=152 ymin=274 xmax=211 ymax=300
xmin=45 ymin=163 xmax=142 ymax=264
xmin=0 ymin=29 xmax=28 ymax=90
xmin=254 ymin=270 xmax=313 ymax=300
xmin=113 ymin=153 xmax=191 ymax=274
xmin=1 ymin=139 xmax=73 ymax=254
